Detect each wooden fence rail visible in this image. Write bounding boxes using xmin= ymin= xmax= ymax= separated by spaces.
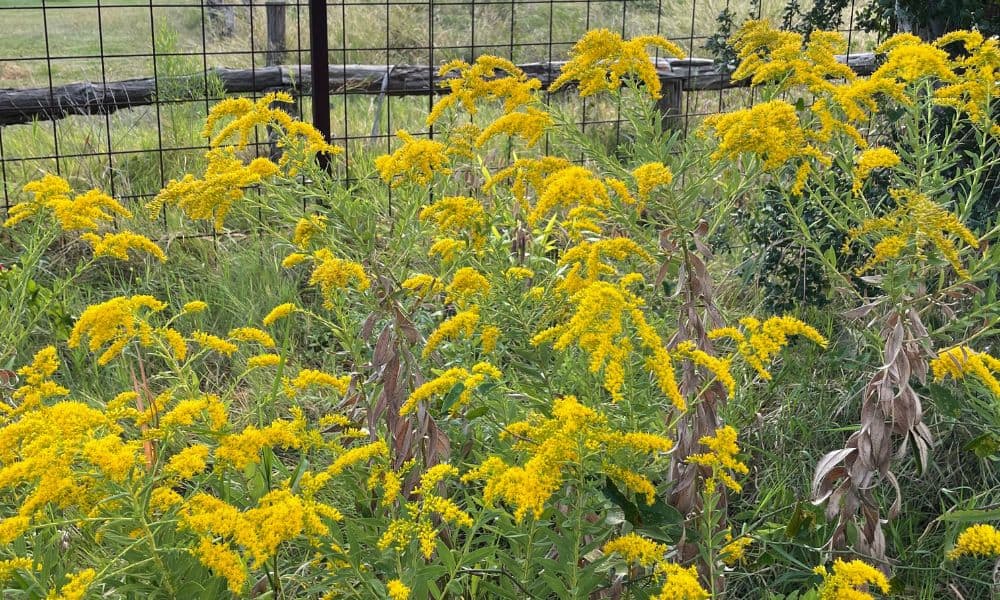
xmin=0 ymin=54 xmax=877 ymax=128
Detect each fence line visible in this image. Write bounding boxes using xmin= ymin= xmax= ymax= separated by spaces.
xmin=0 ymin=53 xmax=878 ymax=127
xmin=0 ymin=0 xmax=871 ymax=219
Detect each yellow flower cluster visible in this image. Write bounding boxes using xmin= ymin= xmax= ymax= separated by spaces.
xmin=532 ymin=280 xmax=686 ymax=408
xmin=368 ymin=461 xmax=410 ymax=507
xmin=480 ymin=325 xmax=501 ymax=354
xmin=475 ymin=107 xmax=552 ymax=148
xmin=402 ymin=273 xmax=445 ymax=297
xmin=164 ymin=443 xmax=210 ymax=479
xmin=0 ymin=557 xmax=35 ymax=584
xmin=604 ymin=534 xmax=708 ymax=599
xmin=215 ymin=416 xmax=306 ymax=469
xmin=378 ymin=463 xmax=472 ymax=559
xmin=48 ymin=568 xmax=97 ymax=600
xmin=852 ymin=147 xmax=901 ymax=196
xmin=427 ymin=238 xmax=466 ymax=261
xmin=305 ymin=249 xmax=370 ymax=308
xmin=813 ymin=559 xmax=890 ymax=599
xmin=68 ymin=295 xmax=173 ymax=365
xmin=375 ymin=130 xmax=452 ymax=187
xmin=702 ymin=100 xmax=830 ymax=196
xmin=0 ymin=386 xmax=141 ymax=544
xmin=720 ymin=531 xmax=753 ymax=566
xmin=504 ymin=266 xmax=534 ymax=280
xmin=423 ymin=307 xmax=479 ymax=358
xmin=151 ymin=94 xmax=338 ymax=228
xmin=202 ymin=91 xmax=341 ymax=162
xmin=399 ymin=362 xmax=502 ymax=416
xmin=948 ymin=523 xmax=1000 ymax=559
xmin=420 ymin=268 xmax=495 ymax=356
xmin=873 ymin=33 xmax=955 ymax=84
xmin=722 ymin=22 xmax=999 ymax=200
xmin=549 ymin=29 xmax=686 ymax=99
xmin=930 ymin=346 xmax=1000 ymax=398
xmin=557 ymin=237 xmax=654 ymax=294
xmin=526 ymin=165 xmax=611 ymax=234
xmin=181 ymin=488 xmax=344 ymax=592
xmin=192 ymin=331 xmax=238 ymax=356
xmin=673 ymin=340 xmax=736 ymax=397
xmin=632 ymin=162 xmax=674 ymax=202
xmin=284 ymin=368 xmax=351 ymax=397
xmin=686 ymin=425 xmax=749 ymax=494
xmin=323 ymin=440 xmax=388 ymax=478
xmin=263 ymin=302 xmax=297 ymax=326
xmin=463 ymin=396 xmax=672 ymax=521
xmin=426 ymin=56 xmax=553 ymax=148
xmin=843 ymin=188 xmax=980 ymax=277
xmin=292 ymin=214 xmax=327 ymax=249
xmin=147 ymin=392 xmax=228 ymax=433
xmin=444 ymin=267 xmax=491 ymax=307
xmin=603 ymin=532 xmax=666 ymax=567
xmin=8 ymin=346 xmax=68 ymax=416
xmin=709 ymin=315 xmax=828 ymax=381
xmin=386 ymin=579 xmax=411 ymax=600
xmin=180 ymin=301 xmax=206 ymax=314
xmin=3 ymin=174 xmax=131 ymax=231
xmin=486 ymin=156 xmax=572 ymax=205
xmin=715 ymin=22 xmax=999 ymax=198
xmin=730 ymin=21 xmax=854 ymax=95
xmin=429 ymin=56 xmax=541 ymax=123
xmin=419 ymin=195 xmax=487 ymax=251
xmin=933 ymin=30 xmax=1000 ymax=125
xmin=79 ymin=231 xmax=166 ymax=262
xmin=149 ymin=147 xmax=279 ymax=231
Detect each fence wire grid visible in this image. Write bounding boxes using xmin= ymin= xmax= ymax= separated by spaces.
xmin=0 ymin=0 xmax=868 ymax=235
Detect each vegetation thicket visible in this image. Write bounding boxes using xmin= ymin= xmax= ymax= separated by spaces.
xmin=2 ymin=20 xmax=1000 ymax=600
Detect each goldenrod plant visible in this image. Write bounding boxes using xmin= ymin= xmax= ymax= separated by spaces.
xmin=2 ymin=23 xmax=1000 ymax=599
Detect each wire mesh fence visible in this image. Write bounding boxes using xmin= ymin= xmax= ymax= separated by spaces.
xmin=0 ymin=0 xmax=872 ymax=235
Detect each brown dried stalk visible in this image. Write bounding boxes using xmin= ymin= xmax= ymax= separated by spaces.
xmin=812 ymin=307 xmax=933 ymax=563
xmin=358 ymin=274 xmax=450 ymax=493
xmin=129 ymin=356 xmax=157 ymax=470
xmin=662 ymin=224 xmax=728 ymax=585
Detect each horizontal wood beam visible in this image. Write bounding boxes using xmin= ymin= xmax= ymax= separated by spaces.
xmin=0 ymin=53 xmax=877 ymax=127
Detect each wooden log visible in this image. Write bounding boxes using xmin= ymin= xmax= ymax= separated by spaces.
xmin=0 ymin=53 xmax=877 ymax=127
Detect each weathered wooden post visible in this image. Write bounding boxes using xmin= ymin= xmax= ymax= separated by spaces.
xmin=265 ymin=0 xmax=287 ymax=158
xmin=207 ymin=0 xmax=235 ymax=37
xmin=265 ymin=1 xmax=287 ymax=66
xmin=657 ymin=77 xmax=683 ymax=133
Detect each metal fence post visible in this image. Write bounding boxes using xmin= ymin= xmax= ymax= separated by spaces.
xmin=309 ymin=0 xmax=331 ymax=172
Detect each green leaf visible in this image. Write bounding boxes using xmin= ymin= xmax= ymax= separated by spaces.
xmin=938 ymin=508 xmax=1000 ymax=523
xmin=601 ymin=477 xmax=641 ymax=526
xmin=464 ymin=405 xmax=490 ymax=420
xmin=440 ymin=382 xmax=466 ymax=414
xmin=965 ymin=432 xmax=1000 ymax=458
